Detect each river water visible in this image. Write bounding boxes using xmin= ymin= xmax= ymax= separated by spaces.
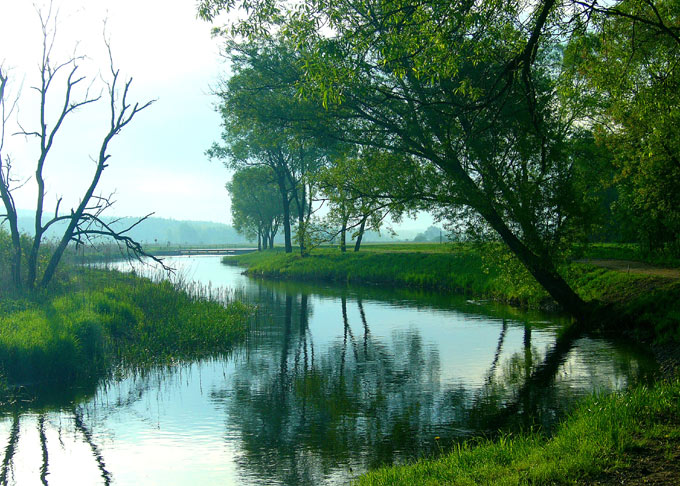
xmin=0 ymin=256 xmax=656 ymax=485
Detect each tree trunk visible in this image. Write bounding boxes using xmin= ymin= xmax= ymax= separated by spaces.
xmin=264 ymin=225 xmax=271 ymax=250
xmin=275 ymin=172 xmax=293 ymax=253
xmin=297 ymin=183 xmax=306 ymax=255
xmin=482 ymin=205 xmax=587 ymax=318
xmin=340 ymin=225 xmax=347 ymax=252
xmin=354 ymin=216 xmax=367 ymax=252
xmin=26 ymin=230 xmax=43 ymax=289
xmin=10 ymin=234 xmax=22 ymax=290
xmin=0 ymin=196 xmax=22 ymax=289
xmin=440 ymin=159 xmax=588 ymax=319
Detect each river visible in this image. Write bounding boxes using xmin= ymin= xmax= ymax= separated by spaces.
xmin=0 ymin=255 xmax=656 ymax=485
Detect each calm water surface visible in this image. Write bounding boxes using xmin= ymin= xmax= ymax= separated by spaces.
xmin=0 ymin=256 xmax=656 ymax=485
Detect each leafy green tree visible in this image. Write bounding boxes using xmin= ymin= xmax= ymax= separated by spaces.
xmin=227 ymin=166 xmax=283 ymax=250
xmin=318 ymin=149 xmax=424 ymax=252
xmin=208 ymin=43 xmax=331 ymax=255
xmin=566 ymin=0 xmax=680 ymax=254
xmin=200 ymin=0 xmax=598 ymax=317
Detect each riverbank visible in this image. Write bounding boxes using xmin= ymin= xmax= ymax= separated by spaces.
xmin=355 ymin=377 xmax=680 ymax=485
xmin=226 ymin=244 xmax=680 ymax=485
xmin=225 ymin=244 xmax=680 ymax=343
xmin=0 ymin=267 xmax=252 ymax=399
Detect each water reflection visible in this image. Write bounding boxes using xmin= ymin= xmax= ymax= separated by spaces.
xmin=212 ymin=284 xmax=654 ymax=485
xmin=215 ymin=290 xmax=444 ymax=484
xmin=0 ymin=257 xmax=657 ymax=485
xmin=0 ymin=408 xmax=113 ymax=486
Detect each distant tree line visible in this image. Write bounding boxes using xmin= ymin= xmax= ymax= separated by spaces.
xmin=201 ymin=0 xmax=679 ymax=318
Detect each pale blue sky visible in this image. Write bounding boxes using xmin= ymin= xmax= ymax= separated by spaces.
xmin=1 ymin=0 xmax=231 ymax=222
xmin=0 ymin=0 xmax=433 ymax=231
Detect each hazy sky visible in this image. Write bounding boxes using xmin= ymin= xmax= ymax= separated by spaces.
xmin=1 ymin=0 xmax=433 ymax=230
xmin=1 ymin=0 xmax=233 ymax=223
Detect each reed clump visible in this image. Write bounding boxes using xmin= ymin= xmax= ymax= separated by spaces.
xmin=0 ymin=267 xmax=253 ymax=388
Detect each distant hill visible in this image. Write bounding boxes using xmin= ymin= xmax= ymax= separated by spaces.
xmin=4 ymin=210 xmax=251 ymax=246
xmin=3 ymin=211 xmax=425 ymax=246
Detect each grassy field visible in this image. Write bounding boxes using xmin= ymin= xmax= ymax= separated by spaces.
xmin=355 ymin=378 xmax=680 ymax=485
xmin=0 ymin=267 xmax=252 ymax=392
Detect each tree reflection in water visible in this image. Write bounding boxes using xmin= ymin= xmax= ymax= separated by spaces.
xmin=214 ymin=290 xmax=443 ymax=484
xmin=211 ymin=288 xmax=655 ymax=486
xmin=0 ymin=407 xmax=112 ymax=486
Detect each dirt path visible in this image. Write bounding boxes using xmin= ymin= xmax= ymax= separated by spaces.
xmin=577 ymin=259 xmax=680 ymax=279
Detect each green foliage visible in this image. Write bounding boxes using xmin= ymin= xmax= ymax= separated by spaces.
xmin=209 ymin=41 xmax=334 ymax=253
xmin=566 ymin=0 xmax=680 ymax=255
xmin=316 ymin=149 xmax=430 ymax=251
xmin=0 ymin=268 xmax=252 ymax=387
xmin=227 ymin=166 xmax=283 ymax=246
xmin=356 ymin=378 xmax=680 ymax=485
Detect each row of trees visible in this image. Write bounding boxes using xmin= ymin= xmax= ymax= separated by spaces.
xmin=212 ymin=44 xmax=419 ymax=255
xmin=203 ymin=0 xmax=679 ymax=318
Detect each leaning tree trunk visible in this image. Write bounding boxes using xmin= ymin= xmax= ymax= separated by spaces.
xmin=354 ymin=216 xmax=367 ymax=252
xmin=441 ymin=159 xmax=589 ymax=320
xmin=479 ymin=202 xmax=587 ymax=319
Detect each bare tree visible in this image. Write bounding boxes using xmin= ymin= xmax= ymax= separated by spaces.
xmin=0 ymin=4 xmax=164 ymax=291
xmin=0 ymin=65 xmax=24 ymax=289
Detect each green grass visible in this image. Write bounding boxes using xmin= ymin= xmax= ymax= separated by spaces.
xmin=565 ymin=263 xmax=680 ymax=342
xmin=0 ymin=268 xmax=253 ymax=388
xmin=226 ymin=245 xmax=545 ymax=303
xmin=582 ymin=242 xmax=680 ymax=267
xmin=355 ymin=378 xmax=680 ymax=485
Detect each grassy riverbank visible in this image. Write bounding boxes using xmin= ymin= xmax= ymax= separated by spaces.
xmin=0 ymin=267 xmax=252 ymax=391
xmin=225 ymin=244 xmax=680 ymax=342
xmin=356 ymin=378 xmax=680 ymax=485
xmin=226 ymin=243 xmax=680 ymax=484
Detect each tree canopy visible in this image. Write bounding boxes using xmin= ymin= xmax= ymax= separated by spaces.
xmin=201 ymin=0 xmax=680 ymax=317
xmin=208 ymin=42 xmax=334 ymax=254
xmin=227 ymin=166 xmax=283 ymax=249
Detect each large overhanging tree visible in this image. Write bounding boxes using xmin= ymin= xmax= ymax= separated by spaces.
xmin=200 ymin=0 xmax=600 ymax=318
